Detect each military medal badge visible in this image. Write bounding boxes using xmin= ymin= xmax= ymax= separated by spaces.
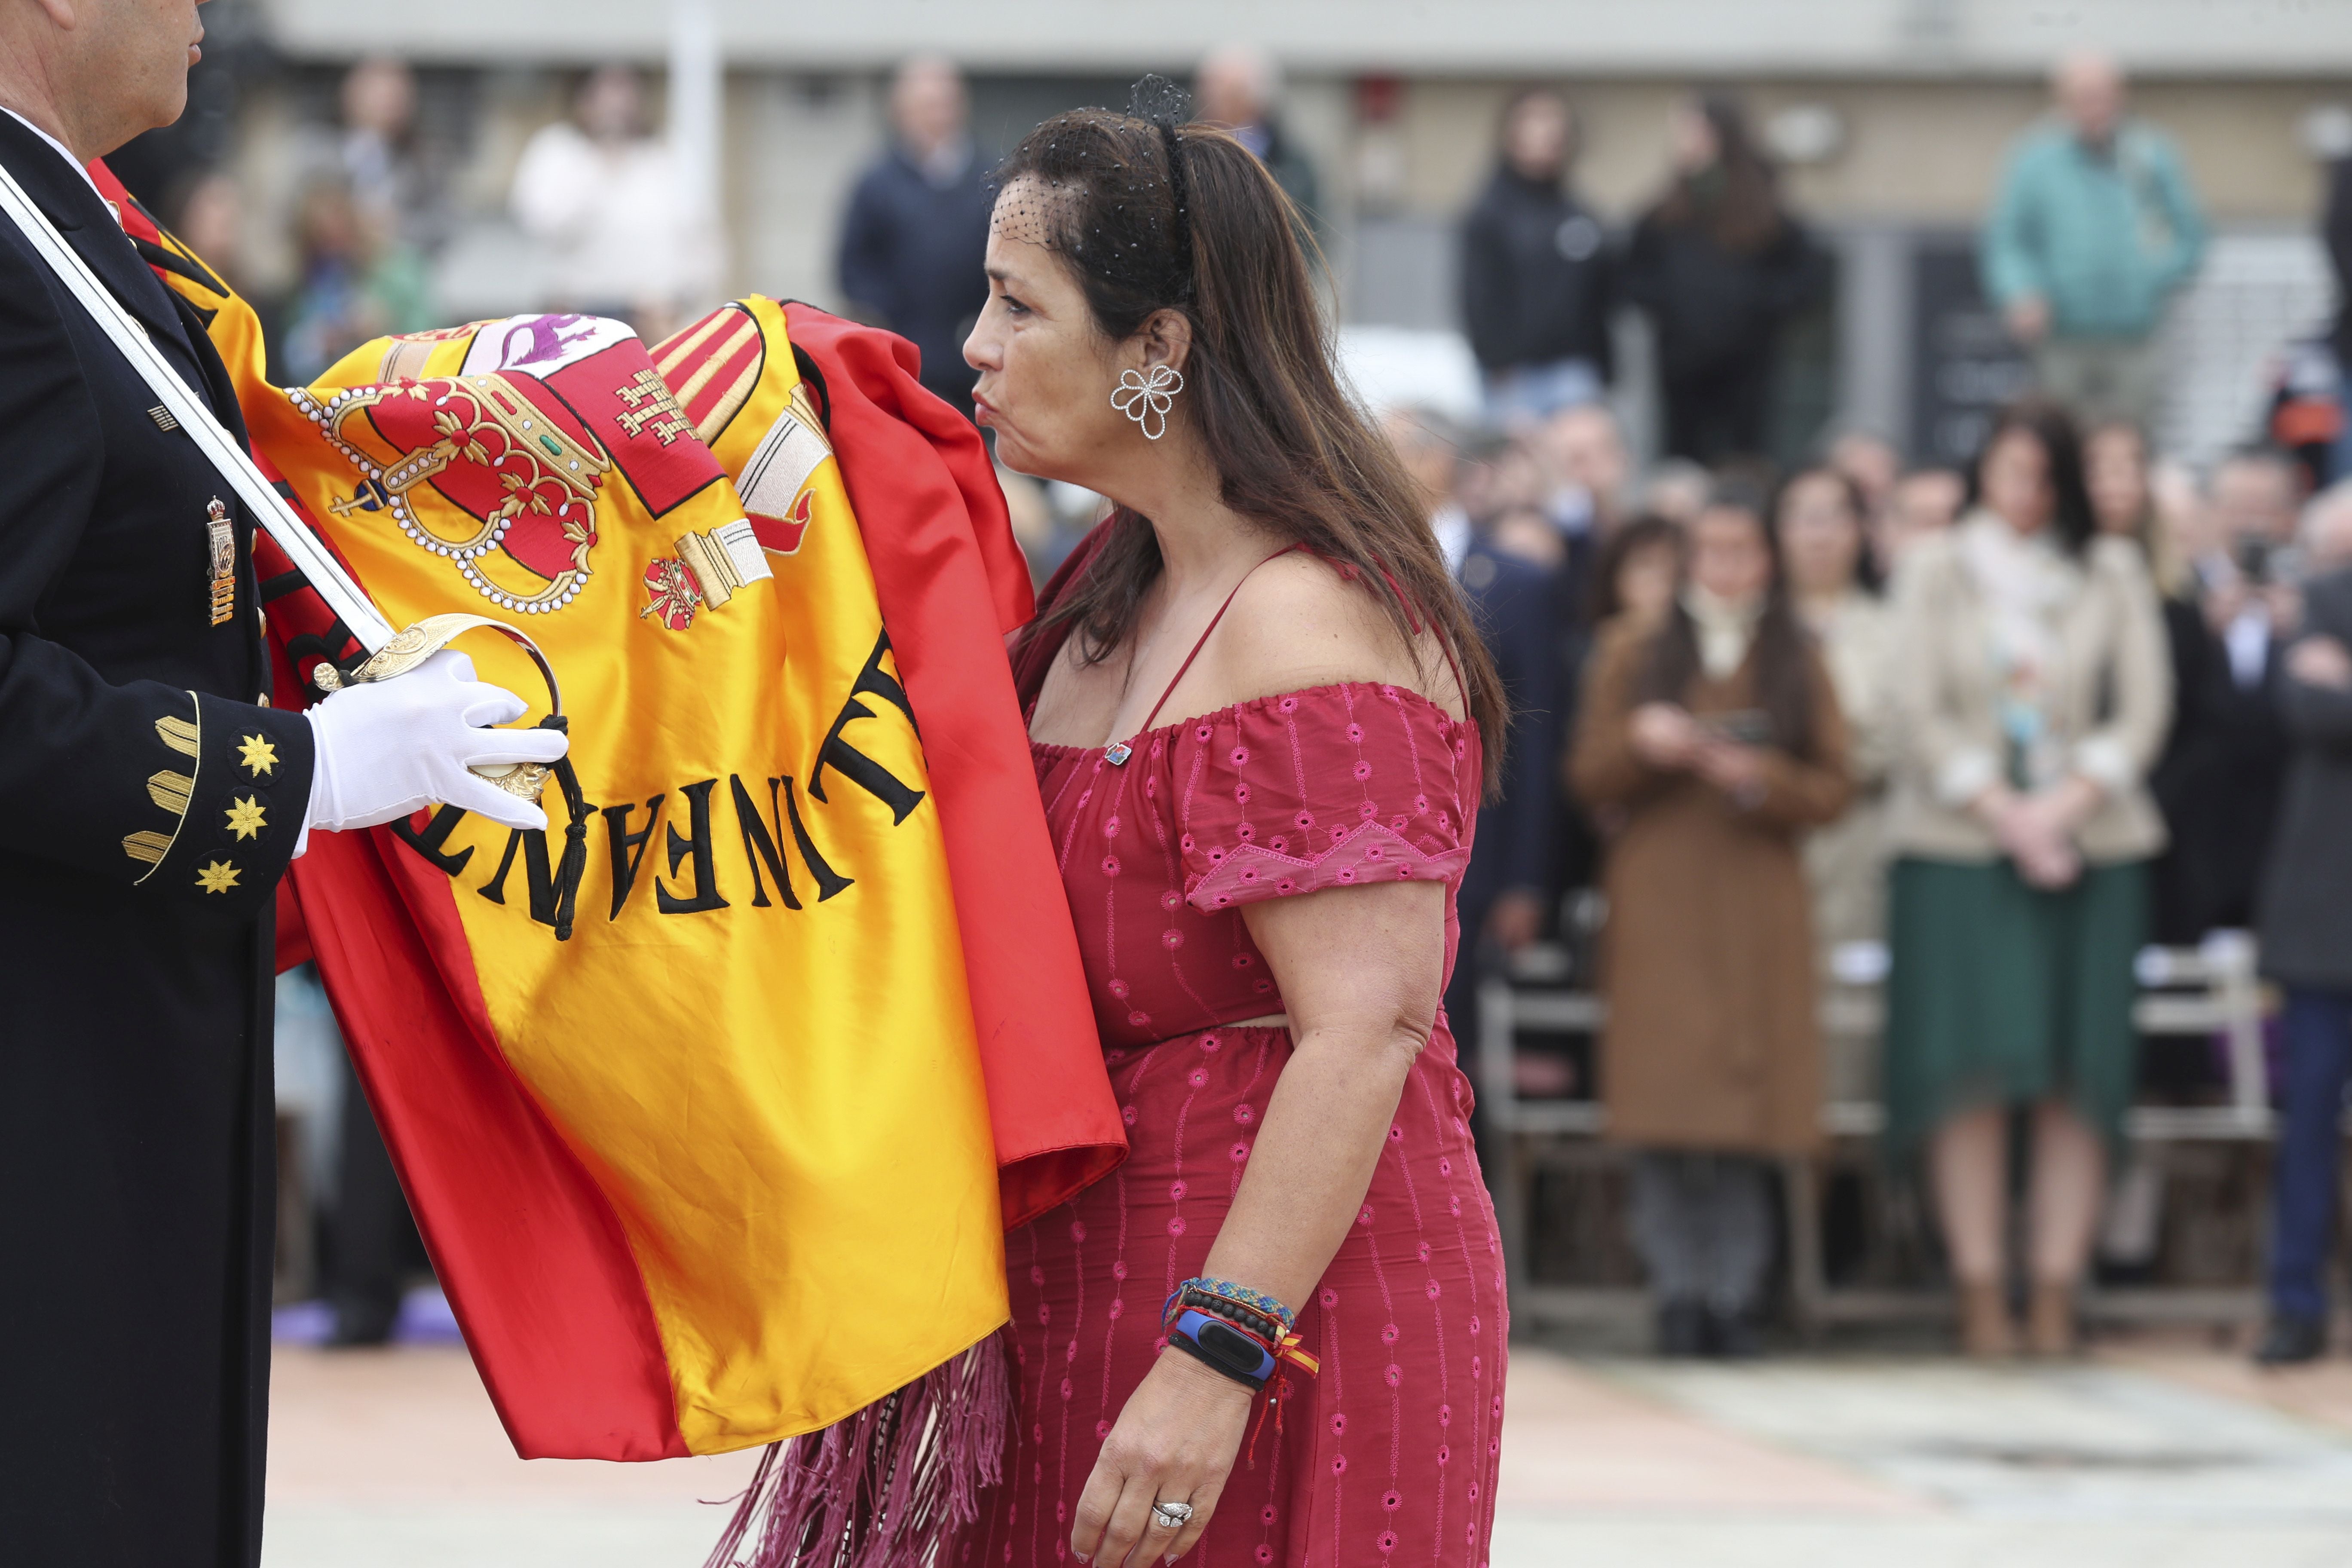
xmin=205 ymin=497 xmax=236 ymax=627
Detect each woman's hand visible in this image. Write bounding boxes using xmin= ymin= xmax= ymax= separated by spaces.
xmin=2010 ymin=827 xmax=2081 ymax=890
xmin=2289 ymin=633 xmax=2352 ymax=691
xmin=1691 ymin=738 xmax=1767 ymax=801
xmin=1975 ymin=787 xmax=2040 ymax=878
xmin=1629 ymin=702 xmax=1701 ymax=769
xmin=2022 ymin=776 xmax=2103 ymax=887
xmin=1072 ymin=1351 xmax=1254 ymax=1566
xmin=1981 ymin=784 xmax=2084 ymax=890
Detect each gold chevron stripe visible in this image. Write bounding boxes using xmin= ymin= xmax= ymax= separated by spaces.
xmin=148 ymin=770 xmax=194 ymax=815
xmin=131 ymin=692 xmax=205 ymax=885
xmin=122 ymin=830 xmax=173 ymax=867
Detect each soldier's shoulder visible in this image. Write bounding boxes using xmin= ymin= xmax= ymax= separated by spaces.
xmin=0 ymin=220 xmax=68 ymax=332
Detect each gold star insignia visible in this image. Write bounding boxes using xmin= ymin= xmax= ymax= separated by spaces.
xmin=237 ymin=733 xmax=279 ymax=775
xmin=224 ymin=796 xmax=267 ymax=840
xmin=195 ymin=860 xmax=241 ymax=894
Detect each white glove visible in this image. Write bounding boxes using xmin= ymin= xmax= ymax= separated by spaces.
xmin=304 ymin=649 xmax=570 ymax=836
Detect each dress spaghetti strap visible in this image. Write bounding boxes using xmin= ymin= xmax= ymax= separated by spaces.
xmin=1135 ymin=545 xmax=1302 ymax=736
xmin=1102 ymin=542 xmax=1467 ymax=763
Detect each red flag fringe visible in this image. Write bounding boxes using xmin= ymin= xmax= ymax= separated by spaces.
xmin=704 ymin=1333 xmax=1011 ymax=1568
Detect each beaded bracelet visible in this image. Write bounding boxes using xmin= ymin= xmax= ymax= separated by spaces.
xmin=1174 ymin=1276 xmax=1297 ymax=1333
xmin=1162 ymin=1284 xmax=1284 ymax=1343
xmin=1182 ymin=1291 xmax=1283 ymax=1338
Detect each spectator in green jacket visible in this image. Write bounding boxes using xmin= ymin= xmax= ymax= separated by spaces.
xmin=1980 ymin=50 xmax=2206 ymax=431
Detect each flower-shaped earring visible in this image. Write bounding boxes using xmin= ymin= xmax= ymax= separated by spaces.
xmin=1111 ymin=364 xmax=1183 ymax=441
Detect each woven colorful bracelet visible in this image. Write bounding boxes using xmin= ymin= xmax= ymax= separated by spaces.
xmin=1176 ymin=1276 xmax=1296 ymax=1333
xmin=1163 ymin=1284 xmax=1281 ymax=1337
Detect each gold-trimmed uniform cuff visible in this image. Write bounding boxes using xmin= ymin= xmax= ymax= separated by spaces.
xmin=139 ymin=692 xmax=313 ymax=912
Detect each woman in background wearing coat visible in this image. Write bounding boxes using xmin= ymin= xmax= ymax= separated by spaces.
xmin=2082 ymin=418 xmax=2228 ymax=950
xmin=1780 ymin=466 xmax=1896 ymax=952
xmin=1778 ymin=467 xmax=1897 ymax=1106
xmin=1573 ymin=484 xmax=1851 ymax=1356
xmin=1883 ymin=401 xmax=2171 ymax=1359
xmin=1459 ymin=86 xmax=1619 ymax=427
xmin=1622 ymin=95 xmax=1827 ymax=467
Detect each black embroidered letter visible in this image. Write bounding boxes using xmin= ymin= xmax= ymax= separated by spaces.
xmin=809 ymin=631 xmax=926 ymax=824
xmin=730 ymin=775 xmax=801 ymax=910
xmin=782 ymin=775 xmax=854 ymax=902
xmin=390 ymin=804 xmax=475 ymax=877
xmin=655 ymin=778 xmax=730 ymax=914
xmin=477 ymin=828 xmax=568 ymax=928
xmin=601 ymin=793 xmax=666 ymax=920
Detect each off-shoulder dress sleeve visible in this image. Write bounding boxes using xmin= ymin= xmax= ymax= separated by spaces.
xmin=1169 ymin=683 xmax=1479 ymax=913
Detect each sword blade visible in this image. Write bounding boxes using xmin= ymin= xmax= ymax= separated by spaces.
xmin=0 ymin=159 xmax=397 ymax=654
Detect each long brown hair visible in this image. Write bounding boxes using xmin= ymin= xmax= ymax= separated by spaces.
xmin=1773 ymin=464 xmax=1883 ymax=594
xmin=1635 ymin=481 xmax=1820 ymax=759
xmin=1969 ymin=398 xmax=2096 ymax=556
xmin=2083 ymin=418 xmax=2189 ymax=594
xmin=1584 ymin=513 xmax=1684 ymax=627
xmin=1649 ymin=94 xmax=1785 ymax=256
xmin=999 ymin=92 xmax=1507 ymax=770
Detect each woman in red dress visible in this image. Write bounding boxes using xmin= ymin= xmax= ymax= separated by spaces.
xmin=956 ymin=92 xmax=1510 ymax=1568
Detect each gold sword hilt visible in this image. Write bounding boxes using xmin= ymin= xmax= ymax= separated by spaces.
xmin=312 ymin=613 xmax=566 ymax=800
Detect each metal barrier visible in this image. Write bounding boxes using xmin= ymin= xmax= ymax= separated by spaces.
xmin=1477 ymin=936 xmax=2278 ymax=1338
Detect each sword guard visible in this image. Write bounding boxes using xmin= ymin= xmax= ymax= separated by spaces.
xmin=343 ymin=613 xmax=567 ymax=799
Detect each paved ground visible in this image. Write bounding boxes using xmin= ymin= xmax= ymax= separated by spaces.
xmin=263 ymin=1334 xmax=2352 ymax=1567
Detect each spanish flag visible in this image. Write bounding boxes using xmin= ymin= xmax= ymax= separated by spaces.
xmin=104 ymin=162 xmax=1122 ymax=1479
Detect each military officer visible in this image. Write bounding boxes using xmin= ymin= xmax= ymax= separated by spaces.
xmin=0 ymin=1 xmax=566 ymax=1562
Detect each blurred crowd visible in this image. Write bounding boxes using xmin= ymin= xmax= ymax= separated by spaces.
xmin=1384 ymin=55 xmax=2352 ymax=1368
xmin=157 ymin=57 xmax=719 ymax=387
xmin=208 ymin=45 xmax=2352 ymax=1368
xmin=1396 ymin=386 xmax=2352 ymax=1363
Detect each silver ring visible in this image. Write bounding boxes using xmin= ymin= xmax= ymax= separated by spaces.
xmin=1149 ymin=1499 xmax=1194 ymax=1530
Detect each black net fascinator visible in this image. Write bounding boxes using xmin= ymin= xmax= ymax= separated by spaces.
xmin=989 ymin=75 xmax=1198 ymax=310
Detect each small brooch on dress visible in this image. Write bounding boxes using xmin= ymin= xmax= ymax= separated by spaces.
xmin=1104 ymin=741 xmax=1133 ymax=766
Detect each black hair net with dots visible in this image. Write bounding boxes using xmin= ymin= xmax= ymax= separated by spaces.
xmin=990 ymin=75 xmax=1198 ymax=311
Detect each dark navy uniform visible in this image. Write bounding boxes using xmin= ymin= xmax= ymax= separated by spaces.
xmin=0 ymin=111 xmax=314 ymax=1567
xmin=1444 ymin=536 xmax=1562 ymax=1067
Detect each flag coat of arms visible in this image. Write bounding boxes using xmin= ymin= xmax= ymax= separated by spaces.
xmin=107 ymin=163 xmax=1123 ymax=1462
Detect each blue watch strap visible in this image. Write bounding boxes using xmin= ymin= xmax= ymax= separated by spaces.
xmin=1169 ymin=1308 xmax=1276 ymax=1387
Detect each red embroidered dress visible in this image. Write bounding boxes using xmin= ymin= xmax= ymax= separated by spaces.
xmin=956 ymin=672 xmax=1508 ymax=1568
